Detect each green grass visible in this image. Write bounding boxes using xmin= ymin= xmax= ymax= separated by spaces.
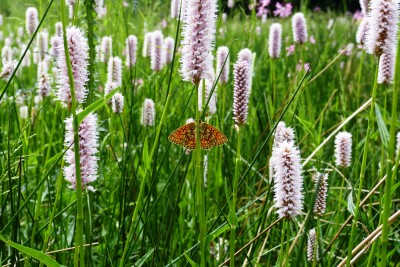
xmin=0 ymin=1 xmax=399 ymax=266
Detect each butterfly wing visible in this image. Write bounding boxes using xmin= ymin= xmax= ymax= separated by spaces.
xmin=168 ymin=122 xmax=197 ymax=150
xmin=200 ymin=122 xmax=228 ymax=150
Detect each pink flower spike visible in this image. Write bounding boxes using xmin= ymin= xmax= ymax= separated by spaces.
xmin=55 ymin=27 xmax=89 ymax=108
xmin=292 ymin=12 xmax=308 ymax=44
xmin=180 ymin=0 xmax=217 ymax=84
xmin=64 ymin=112 xmax=99 ymax=191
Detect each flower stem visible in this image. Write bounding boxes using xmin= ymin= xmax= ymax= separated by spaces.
xmin=59 ymin=0 xmax=85 ymax=265
xmin=230 ymin=125 xmax=241 ymax=267
xmin=196 ymin=80 xmax=206 ymax=266
xmin=345 ymin=59 xmax=379 ymax=267
xmin=380 ymin=28 xmax=400 ymax=267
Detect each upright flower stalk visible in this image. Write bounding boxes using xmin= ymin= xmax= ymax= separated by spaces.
xmin=380 ymin=1 xmax=400 ymax=263
xmin=230 ymin=59 xmax=251 ymax=266
xmin=180 ymin=0 xmax=217 ymax=264
xmin=59 ymin=1 xmax=88 ymax=265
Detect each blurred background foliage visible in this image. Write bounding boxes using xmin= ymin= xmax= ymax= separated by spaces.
xmin=0 ymin=0 xmax=364 ymax=18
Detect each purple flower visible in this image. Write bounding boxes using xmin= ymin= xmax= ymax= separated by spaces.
xmin=257 ymin=0 xmax=270 ymax=17
xmin=64 ymin=112 xmax=99 ymax=192
xmin=353 ymin=10 xmax=363 ymax=21
xmin=309 ymin=35 xmax=316 ymax=44
xmin=273 ymin=2 xmax=292 ymax=18
xmin=286 ymin=44 xmax=295 ymax=56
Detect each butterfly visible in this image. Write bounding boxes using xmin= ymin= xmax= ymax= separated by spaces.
xmin=168 ymin=121 xmax=228 ymax=150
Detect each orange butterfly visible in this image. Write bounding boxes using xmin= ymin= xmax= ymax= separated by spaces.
xmin=168 ymin=121 xmax=228 ymax=150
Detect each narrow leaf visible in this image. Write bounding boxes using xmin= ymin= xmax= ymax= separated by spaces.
xmin=375 ymin=104 xmax=389 ymax=148
xmin=135 ymin=248 xmax=154 ymax=267
xmin=77 ymin=88 xmax=119 ymax=123
xmin=347 ymin=191 xmax=355 ymax=216
xmin=0 ymin=234 xmax=61 ymax=267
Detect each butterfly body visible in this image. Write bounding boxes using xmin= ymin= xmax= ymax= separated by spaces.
xmin=168 ymin=122 xmax=228 ymax=150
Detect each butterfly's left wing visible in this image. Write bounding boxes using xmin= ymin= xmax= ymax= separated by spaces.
xmin=168 ymin=122 xmax=197 ymax=150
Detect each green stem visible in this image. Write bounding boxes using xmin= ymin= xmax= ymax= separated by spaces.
xmin=380 ymin=29 xmax=400 ymax=267
xmin=230 ymin=125 xmax=241 ymax=267
xmin=195 ymin=81 xmax=206 ymax=266
xmin=345 ymin=59 xmax=379 ymax=267
xmin=119 ymin=94 xmax=171 ymax=267
xmin=278 ymin=220 xmax=287 ymax=265
xmin=60 ymin=0 xmax=85 ymax=265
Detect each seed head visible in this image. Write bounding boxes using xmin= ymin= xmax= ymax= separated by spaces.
xmin=216 ymin=46 xmax=229 ymax=84
xmin=112 ymin=93 xmax=124 ymax=114
xmin=378 ymin=52 xmax=395 ymax=84
xmin=55 ymin=26 xmax=89 ymax=108
xmin=151 ymin=30 xmax=164 ymax=71
xmin=269 ymin=23 xmax=282 ymax=59
xmin=313 ymin=172 xmax=328 ymax=216
xmin=64 ymin=112 xmax=99 ymax=192
xmin=26 ymin=7 xmax=39 ymax=35
xmin=107 ymin=56 xmax=122 ymax=86
xmin=307 ymin=228 xmax=318 ymax=262
xmin=366 ymin=0 xmax=399 ymax=56
xmin=292 ymin=13 xmax=308 ymax=44
xmin=125 ymin=35 xmax=137 ymax=67
xmin=334 ymin=131 xmax=352 ymax=167
xmin=233 ymin=60 xmax=250 ymax=125
xmin=141 ymin=98 xmax=155 ymax=127
xmin=163 ymin=37 xmax=175 ymax=65
xmin=273 ymin=141 xmax=303 ymax=219
xmin=180 ymin=0 xmax=217 ymax=84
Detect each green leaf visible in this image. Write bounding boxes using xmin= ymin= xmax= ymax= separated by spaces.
xmin=375 ymin=104 xmax=389 ymax=148
xmin=0 ymin=234 xmax=62 ymax=267
xmin=135 ymin=248 xmax=154 ymax=267
xmin=184 ymin=252 xmax=198 ymax=267
xmin=347 ymin=191 xmax=355 ymax=216
xmin=391 ymin=180 xmax=400 ymax=195
xmin=44 ymin=151 xmax=64 ymax=169
xmin=77 ymin=88 xmax=119 ymax=124
xmin=295 ymin=115 xmax=315 ymax=139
